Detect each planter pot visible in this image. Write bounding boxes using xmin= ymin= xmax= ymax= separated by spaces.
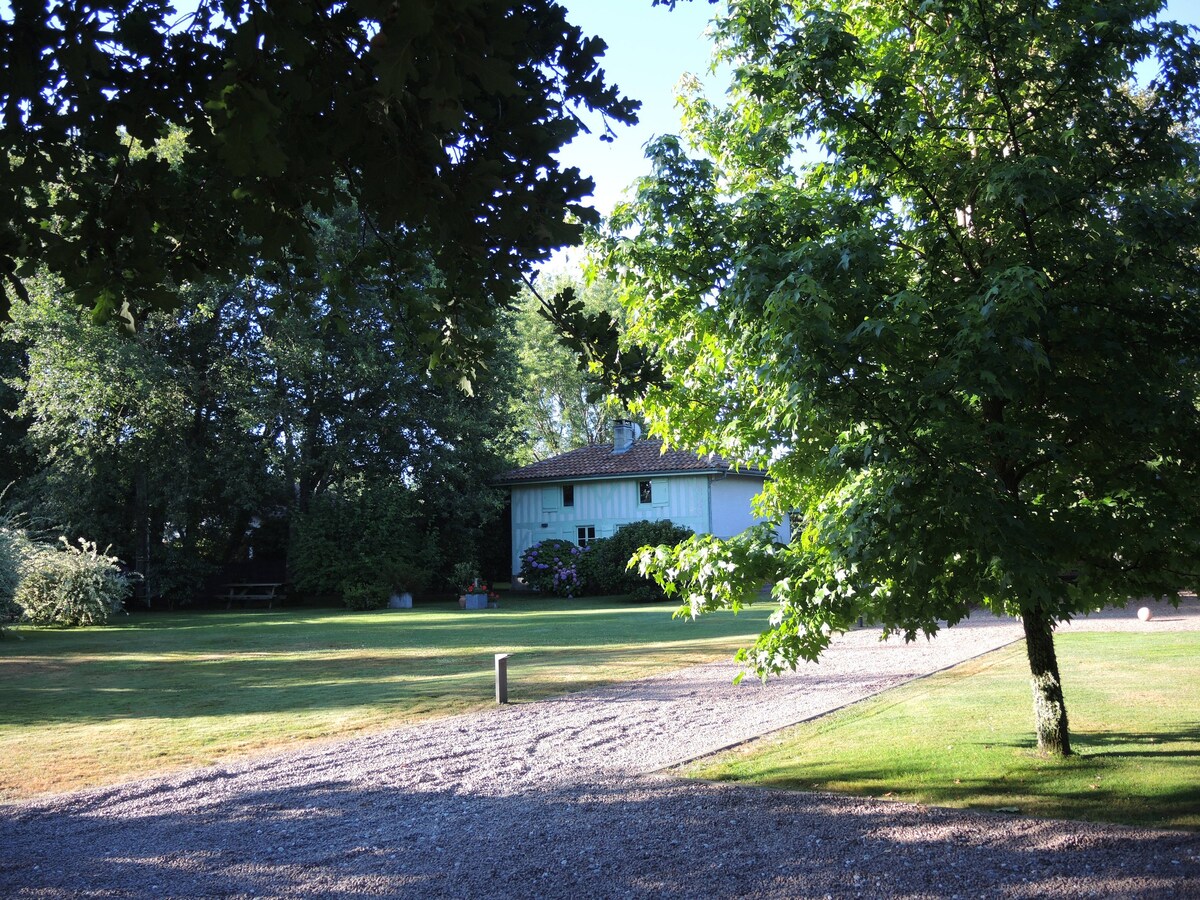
xmin=464 ymin=593 xmax=488 ymax=610
xmin=388 ymin=592 xmax=413 ymax=609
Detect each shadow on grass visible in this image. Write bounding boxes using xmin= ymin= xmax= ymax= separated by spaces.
xmin=0 ymin=633 xmax=764 ymax=727
xmin=714 ymin=725 xmax=1200 ymax=831
xmin=983 ymin=725 xmax=1200 ymax=758
xmin=2 ymin=772 xmax=1198 ymax=898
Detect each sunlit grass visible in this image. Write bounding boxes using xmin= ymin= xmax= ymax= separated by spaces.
xmin=0 ymin=597 xmax=771 ymax=800
xmin=682 ymin=632 xmax=1200 ymax=830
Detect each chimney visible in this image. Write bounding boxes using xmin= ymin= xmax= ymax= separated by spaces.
xmin=612 ymin=420 xmax=641 ymax=454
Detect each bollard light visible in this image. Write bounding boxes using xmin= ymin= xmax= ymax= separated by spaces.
xmin=495 ymin=653 xmax=509 ymax=704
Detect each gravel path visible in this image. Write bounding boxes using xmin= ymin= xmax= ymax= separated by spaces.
xmin=2 ymin=599 xmax=1198 ymax=898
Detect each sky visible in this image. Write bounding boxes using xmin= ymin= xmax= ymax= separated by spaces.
xmin=558 ymin=0 xmax=1200 ymax=220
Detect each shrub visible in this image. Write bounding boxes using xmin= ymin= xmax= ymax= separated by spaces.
xmin=151 ymin=545 xmax=217 ymax=609
xmin=519 ymin=539 xmax=586 ymax=597
xmin=574 ymin=540 xmax=608 ymax=594
xmin=340 ymin=582 xmax=389 ymax=611
xmin=586 ymin=520 xmax=694 ymax=601
xmin=15 ymin=537 xmax=132 ymax=626
xmin=0 ymin=525 xmax=32 ymax=628
xmin=289 ymin=480 xmax=437 ymax=608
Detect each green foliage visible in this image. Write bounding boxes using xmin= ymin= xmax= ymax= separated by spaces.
xmin=451 ymin=561 xmax=479 ymax=589
xmin=519 ymin=539 xmax=586 ymax=596
xmin=509 ymin=276 xmax=621 ymax=463
xmin=339 ymin=583 xmax=390 ymax=613
xmin=15 ymin=538 xmax=132 ymax=627
xmin=4 ymin=199 xmax=522 ymax=603
xmin=601 ymin=0 xmax=1200 ymax=750
xmin=521 ymin=522 xmax=696 ymax=599
xmin=4 ymin=273 xmax=272 ymax=605
xmin=2 ymin=1 xmax=637 ymax=380
xmin=0 ymin=526 xmax=31 ymax=627
xmin=587 ymin=519 xmax=695 ymax=601
xmin=289 ymin=480 xmax=438 ymax=608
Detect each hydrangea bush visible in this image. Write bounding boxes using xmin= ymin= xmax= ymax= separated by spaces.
xmin=519 ymin=539 xmax=586 ymax=597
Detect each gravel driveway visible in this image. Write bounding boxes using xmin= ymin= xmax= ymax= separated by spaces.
xmin=2 ymin=599 xmax=1198 ymax=898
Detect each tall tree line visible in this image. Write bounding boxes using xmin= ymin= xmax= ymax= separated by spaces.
xmin=3 ymin=203 xmax=525 ymax=605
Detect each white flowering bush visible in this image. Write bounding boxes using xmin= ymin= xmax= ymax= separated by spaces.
xmin=15 ymin=537 xmax=132 ymax=627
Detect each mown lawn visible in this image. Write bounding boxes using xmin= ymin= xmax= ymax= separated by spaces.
xmin=0 ymin=597 xmax=772 ymax=801
xmin=683 ymin=631 xmax=1200 ymax=830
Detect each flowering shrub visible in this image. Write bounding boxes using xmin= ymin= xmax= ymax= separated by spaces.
xmin=519 ymin=539 xmax=586 ymax=597
xmin=15 ymin=537 xmax=132 ymax=626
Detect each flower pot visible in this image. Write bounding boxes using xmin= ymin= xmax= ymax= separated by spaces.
xmin=464 ymin=593 xmax=488 ymax=609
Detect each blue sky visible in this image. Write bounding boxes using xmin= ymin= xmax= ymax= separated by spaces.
xmin=560 ymin=0 xmax=1200 ymax=216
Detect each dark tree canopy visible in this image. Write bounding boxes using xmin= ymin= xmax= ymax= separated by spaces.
xmin=2 ymin=0 xmax=637 ymax=369
xmin=602 ymin=0 xmax=1200 ymax=754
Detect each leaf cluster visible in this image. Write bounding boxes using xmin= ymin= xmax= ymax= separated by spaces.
xmin=2 ymin=0 xmax=638 ymax=370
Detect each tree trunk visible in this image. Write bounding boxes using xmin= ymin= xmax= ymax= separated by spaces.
xmin=1022 ymin=606 xmax=1071 ymax=756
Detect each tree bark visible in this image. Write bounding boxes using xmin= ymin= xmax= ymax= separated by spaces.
xmin=1022 ymin=606 xmax=1072 ymax=756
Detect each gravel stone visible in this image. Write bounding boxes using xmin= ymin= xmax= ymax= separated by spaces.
xmin=1 ymin=597 xmax=1197 ymax=898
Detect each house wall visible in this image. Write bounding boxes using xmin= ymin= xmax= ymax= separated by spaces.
xmin=709 ymin=475 xmax=764 ymax=538
xmin=510 ymin=475 xmax=711 ymax=579
xmin=509 ymin=473 xmax=787 ymax=580
xmin=709 ymin=475 xmax=789 ymax=543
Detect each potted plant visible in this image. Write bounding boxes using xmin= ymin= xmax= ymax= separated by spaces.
xmin=463 ymin=579 xmax=489 ymax=609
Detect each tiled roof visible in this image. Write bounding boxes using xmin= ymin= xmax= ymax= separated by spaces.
xmin=494 ymin=439 xmax=763 ymax=484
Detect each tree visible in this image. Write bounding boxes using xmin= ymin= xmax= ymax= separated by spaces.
xmin=601 ymin=0 xmax=1200 ymax=755
xmin=509 ymin=274 xmax=620 ymax=462
xmin=2 ymin=0 xmax=637 ymax=374
xmin=5 ymin=197 xmax=524 ymax=605
xmin=5 ymin=272 xmax=272 ymax=603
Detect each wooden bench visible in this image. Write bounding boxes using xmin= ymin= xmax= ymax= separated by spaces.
xmin=218 ymin=582 xmax=284 ymax=609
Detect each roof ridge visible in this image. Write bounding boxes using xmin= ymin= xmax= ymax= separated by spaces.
xmin=492 ymin=438 xmax=756 ymax=484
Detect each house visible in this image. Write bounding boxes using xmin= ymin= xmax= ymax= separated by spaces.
xmin=494 ymin=421 xmax=789 ymax=581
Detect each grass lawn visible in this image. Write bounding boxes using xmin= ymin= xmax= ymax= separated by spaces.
xmin=0 ymin=597 xmax=771 ymax=801
xmin=683 ymin=631 xmax=1200 ymax=830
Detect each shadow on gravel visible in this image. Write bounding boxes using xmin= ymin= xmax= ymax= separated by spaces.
xmin=2 ymin=777 xmax=1197 ymax=898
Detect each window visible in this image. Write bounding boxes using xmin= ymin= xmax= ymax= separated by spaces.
xmin=562 ymin=485 xmax=574 ymax=507
xmin=577 ymin=525 xmax=596 ymax=547
xmin=638 ymin=479 xmax=653 ymax=504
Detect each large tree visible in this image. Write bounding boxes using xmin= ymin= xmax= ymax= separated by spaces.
xmin=5 ymin=200 xmax=522 ymax=605
xmin=601 ymin=0 xmax=1200 ymax=755
xmin=2 ymin=0 xmax=636 ymax=372
xmin=509 ymin=274 xmax=621 ymax=462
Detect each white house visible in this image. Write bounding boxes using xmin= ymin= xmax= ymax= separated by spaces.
xmin=494 ymin=422 xmax=788 ymax=581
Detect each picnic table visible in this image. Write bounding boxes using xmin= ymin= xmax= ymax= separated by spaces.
xmin=218 ymin=582 xmax=285 ymax=609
